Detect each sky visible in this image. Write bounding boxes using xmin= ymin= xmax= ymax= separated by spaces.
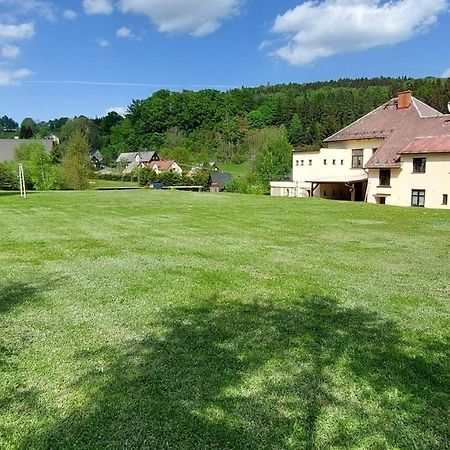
xmin=1 ymin=0 xmax=450 ymax=122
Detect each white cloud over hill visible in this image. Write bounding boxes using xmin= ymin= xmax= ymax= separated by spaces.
xmin=270 ymin=0 xmax=448 ymax=65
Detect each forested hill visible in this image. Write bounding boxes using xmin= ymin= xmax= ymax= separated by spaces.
xmin=3 ymin=77 xmax=450 ymax=166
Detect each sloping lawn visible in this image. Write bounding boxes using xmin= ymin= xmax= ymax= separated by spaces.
xmin=0 ymin=191 xmax=449 ymax=449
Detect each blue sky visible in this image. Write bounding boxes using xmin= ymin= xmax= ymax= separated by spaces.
xmin=1 ymin=0 xmax=449 ymax=122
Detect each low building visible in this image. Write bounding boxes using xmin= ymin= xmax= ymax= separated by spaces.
xmin=116 ymin=151 xmax=160 ymax=174
xmin=271 ymin=91 xmax=450 ymax=209
xmin=149 ymin=160 xmax=182 ymax=175
xmin=209 ymin=172 xmax=232 ymax=191
xmin=0 ymin=139 xmax=53 ymax=162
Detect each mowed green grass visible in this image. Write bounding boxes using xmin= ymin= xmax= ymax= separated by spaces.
xmin=0 ymin=190 xmax=449 ymax=449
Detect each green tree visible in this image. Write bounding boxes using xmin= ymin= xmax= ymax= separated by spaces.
xmin=14 ymin=142 xmax=58 ymax=190
xmin=254 ymin=126 xmax=292 ymax=188
xmin=288 ymin=114 xmax=306 ymax=146
xmin=60 ymin=131 xmax=92 ymax=190
xmin=60 ymin=117 xmax=99 ymax=149
xmin=0 ymin=115 xmax=18 ymax=130
xmin=19 ymin=118 xmax=37 ymax=139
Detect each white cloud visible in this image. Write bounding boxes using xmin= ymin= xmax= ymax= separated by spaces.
xmin=270 ymin=0 xmax=449 ymax=65
xmin=106 ymin=106 xmax=127 ymax=116
xmin=442 ymin=68 xmax=450 ymax=78
xmin=116 ymin=26 xmax=134 ymax=38
xmin=0 ymin=0 xmax=55 ymax=21
xmin=0 ymin=67 xmax=31 ymax=85
xmin=1 ymin=44 xmax=20 ymax=58
xmin=118 ymin=0 xmax=241 ymax=37
xmin=0 ymin=22 xmax=35 ymax=40
xmin=96 ymin=37 xmax=109 ymax=47
xmin=83 ymin=0 xmax=113 ymax=15
xmin=63 ymin=9 xmax=78 ymax=20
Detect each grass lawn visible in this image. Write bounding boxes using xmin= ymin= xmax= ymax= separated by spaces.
xmin=88 ymin=179 xmax=139 ymax=189
xmin=0 ymin=190 xmax=449 ymax=449
xmin=220 ymin=162 xmax=251 ymax=177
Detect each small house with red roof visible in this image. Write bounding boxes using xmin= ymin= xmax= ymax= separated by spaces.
xmin=149 ymin=160 xmax=182 ymax=175
xmin=271 ymin=91 xmax=450 ymax=209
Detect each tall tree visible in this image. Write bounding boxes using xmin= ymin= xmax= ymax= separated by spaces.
xmin=288 ymin=114 xmax=306 ymax=146
xmin=254 ymin=126 xmax=292 ymax=187
xmin=60 ymin=130 xmax=91 ymax=190
xmin=19 ymin=118 xmax=37 ymax=139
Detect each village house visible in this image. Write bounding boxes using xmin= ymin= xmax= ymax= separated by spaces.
xmin=89 ymin=149 xmax=104 ymax=170
xmin=149 ymin=160 xmax=183 ymax=175
xmin=116 ymin=151 xmax=160 ymax=174
xmin=271 ymin=91 xmax=450 ymax=209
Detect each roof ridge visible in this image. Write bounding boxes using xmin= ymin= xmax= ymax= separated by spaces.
xmin=412 ymin=97 xmax=443 ymax=118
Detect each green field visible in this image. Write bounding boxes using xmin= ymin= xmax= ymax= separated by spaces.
xmin=88 ymin=179 xmax=139 ymax=189
xmin=220 ymin=162 xmax=251 ymax=177
xmin=1 ymin=191 xmax=449 ymax=449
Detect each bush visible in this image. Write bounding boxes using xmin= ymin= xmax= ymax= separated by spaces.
xmin=14 ymin=141 xmax=60 ymax=190
xmin=0 ymin=162 xmax=18 ymax=190
xmin=224 ymin=175 xmax=266 ymax=195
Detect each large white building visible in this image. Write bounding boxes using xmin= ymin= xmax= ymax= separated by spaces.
xmin=271 ymin=91 xmax=450 ymax=209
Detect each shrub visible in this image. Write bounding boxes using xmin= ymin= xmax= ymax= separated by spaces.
xmin=224 ymin=175 xmax=266 ymax=195
xmin=14 ymin=141 xmax=60 ymax=190
xmin=0 ymin=162 xmax=18 ymax=190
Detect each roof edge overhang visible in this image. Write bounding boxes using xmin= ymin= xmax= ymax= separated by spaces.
xmin=305 ymin=175 xmax=368 ymax=184
xmin=365 ymin=163 xmax=401 ymax=169
xmin=398 ymin=149 xmax=450 ymax=155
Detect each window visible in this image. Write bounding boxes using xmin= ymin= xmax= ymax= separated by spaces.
xmin=379 ymin=169 xmax=391 ymax=186
xmin=301 ymin=160 xmax=304 ymax=166
xmin=341 ymin=160 xmax=344 ymax=165
xmin=332 ymin=159 xmax=336 ymax=165
xmin=443 ymin=194 xmax=448 ymax=205
xmin=411 ymin=189 xmax=425 ymax=207
xmin=413 ymin=158 xmax=426 ymax=173
xmin=309 ymin=160 xmax=312 ymax=166
xmin=352 ymin=149 xmax=364 ymax=168
xmin=323 ymin=190 xmax=327 ymax=196
xmin=324 ymin=159 xmax=327 ymax=165
xmin=379 ymin=197 xmax=386 ymax=205
xmin=295 ymin=160 xmax=299 ymax=166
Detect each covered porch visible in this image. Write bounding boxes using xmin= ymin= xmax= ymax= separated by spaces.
xmin=306 ymin=175 xmax=368 ymax=202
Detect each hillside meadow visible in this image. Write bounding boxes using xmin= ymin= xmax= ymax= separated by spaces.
xmin=0 ymin=190 xmax=449 ymax=449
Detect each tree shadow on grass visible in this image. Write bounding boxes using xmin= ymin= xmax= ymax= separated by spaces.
xmin=19 ymin=296 xmax=449 ymax=449
xmin=0 ymin=279 xmax=61 ymax=314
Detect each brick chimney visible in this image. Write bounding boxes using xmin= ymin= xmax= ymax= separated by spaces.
xmin=397 ymin=91 xmax=412 ymax=109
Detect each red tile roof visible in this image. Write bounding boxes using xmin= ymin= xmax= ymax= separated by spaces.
xmin=399 ymin=135 xmax=450 ymax=154
xmin=150 ymin=160 xmax=176 ymax=171
xmin=324 ymin=96 xmax=450 ymax=168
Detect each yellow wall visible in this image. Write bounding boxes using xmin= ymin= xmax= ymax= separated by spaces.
xmin=272 ymin=138 xmax=450 ymax=209
xmin=367 ymin=154 xmax=450 ymax=209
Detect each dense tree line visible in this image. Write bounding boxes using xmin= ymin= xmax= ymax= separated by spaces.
xmin=2 ymin=76 xmax=450 ymax=190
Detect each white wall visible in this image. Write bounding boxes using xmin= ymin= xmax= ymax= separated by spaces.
xmin=292 ymin=139 xmax=379 ymax=194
